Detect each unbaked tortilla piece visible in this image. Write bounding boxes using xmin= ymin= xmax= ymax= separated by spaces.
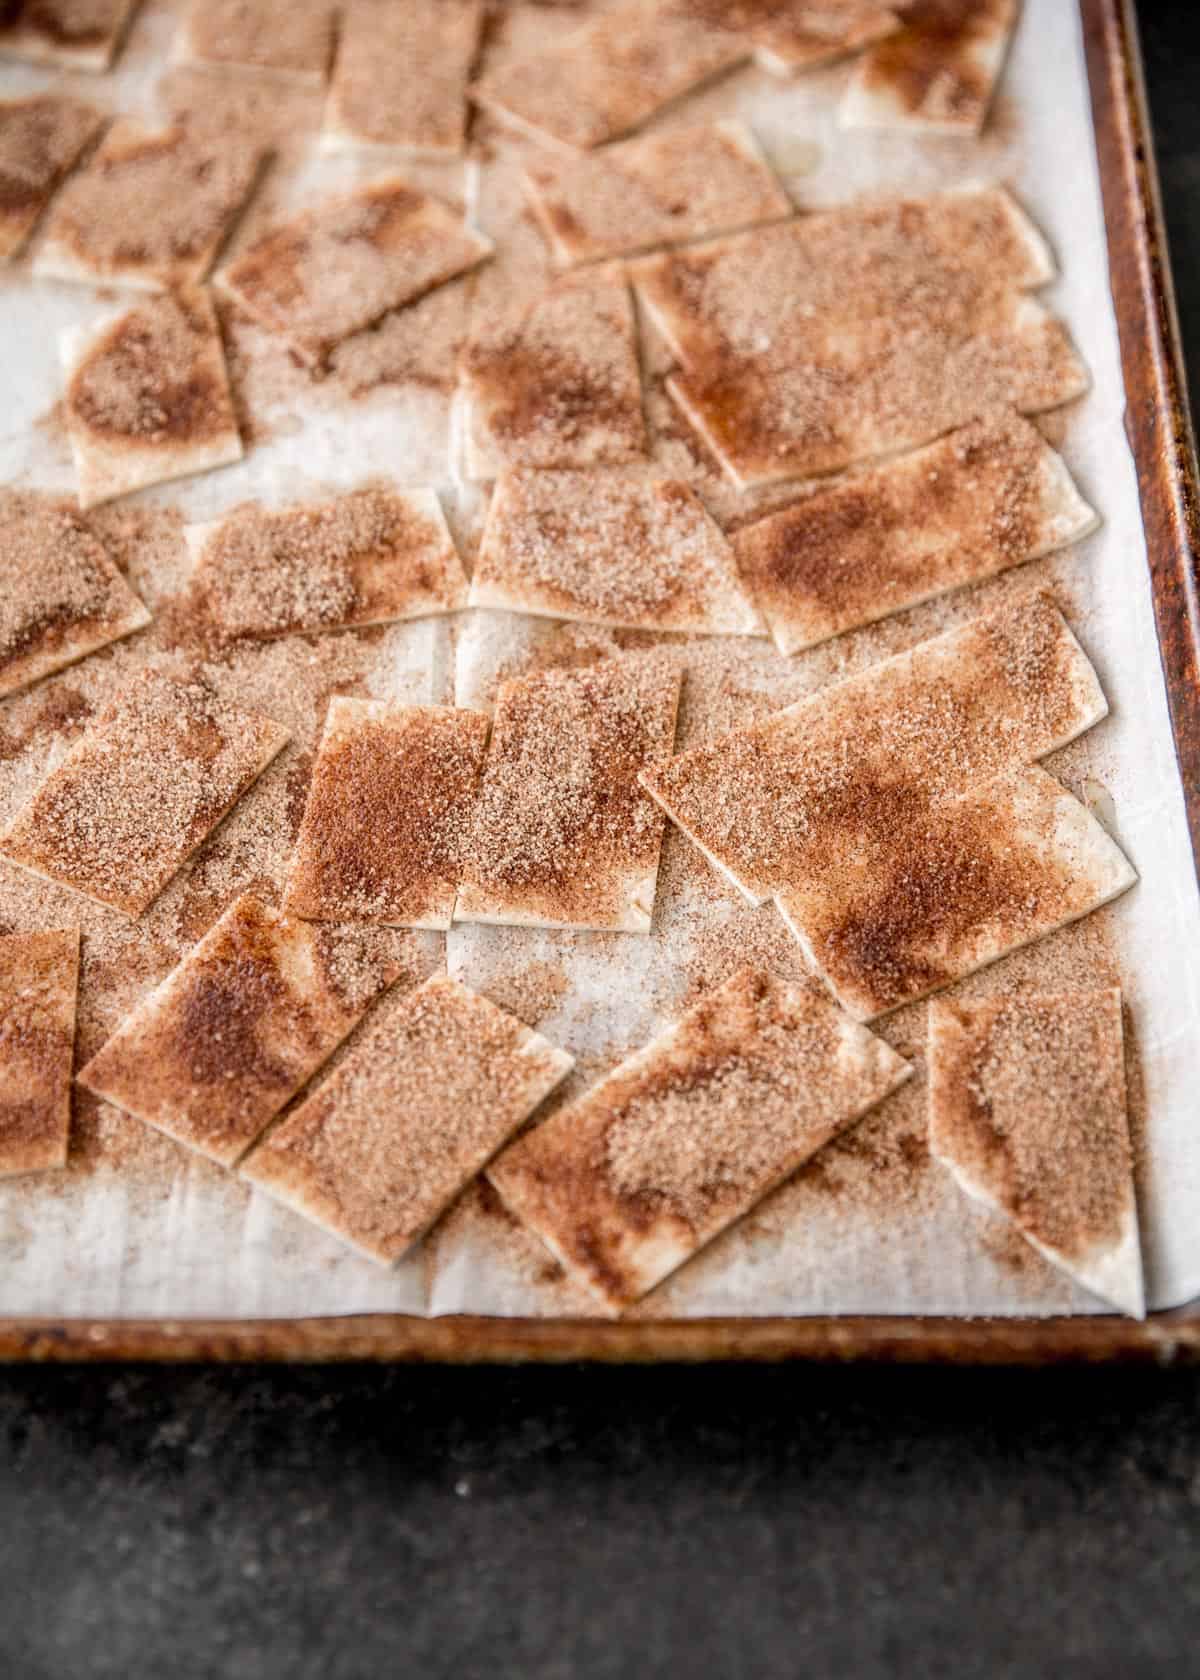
xmin=774 ymin=766 xmax=1137 ymax=1020
xmin=0 ymin=928 xmax=79 ymax=1178
xmin=470 ymin=470 xmax=764 ymax=636
xmin=0 ymin=0 xmax=140 ymax=71
xmin=0 ymin=670 xmax=289 ymax=916
xmin=239 ymin=974 xmax=574 ymax=1265
xmin=928 ymin=988 xmax=1144 ymax=1317
xmin=59 ymin=285 xmax=243 ymax=509
xmin=489 ymin=965 xmax=912 ymax=1312
xmin=733 ymin=410 xmax=1099 ymax=654
xmin=455 ymin=656 xmax=682 ymax=932
xmin=186 ymin=486 xmax=468 ymax=641
xmin=841 ymin=0 xmax=1020 ymax=135
xmin=0 ymin=93 xmax=104 ymax=263
xmin=176 ymin=0 xmax=335 ymax=82
xmin=283 ymin=698 xmax=490 ymax=931
xmin=0 ymin=488 xmax=150 ymax=699
xmin=323 ymin=0 xmax=483 ymax=157
xmin=78 ymin=894 xmax=415 ymax=1167
xmin=522 ymin=120 xmax=791 ymax=267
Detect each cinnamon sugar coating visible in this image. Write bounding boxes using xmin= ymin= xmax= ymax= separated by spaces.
xmin=0 ymin=93 xmax=103 ymax=261
xmin=325 ymin=0 xmax=482 ymax=155
xmin=181 ymin=0 xmax=335 ymax=80
xmin=0 ymin=928 xmax=78 ymax=1177
xmin=0 ymin=0 xmax=140 ymax=71
xmin=842 ymin=0 xmax=1019 ymax=134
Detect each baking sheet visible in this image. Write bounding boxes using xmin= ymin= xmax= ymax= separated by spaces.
xmin=1 ymin=0 xmax=1198 ymax=1323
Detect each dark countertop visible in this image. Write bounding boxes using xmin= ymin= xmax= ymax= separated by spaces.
xmin=4 ymin=8 xmax=1200 ymax=1678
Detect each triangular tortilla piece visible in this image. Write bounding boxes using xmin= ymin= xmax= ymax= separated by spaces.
xmin=283 ymin=699 xmax=490 ymax=931
xmin=0 ymin=489 xmax=150 ymax=698
xmin=734 ymin=411 xmax=1099 ymax=654
xmin=215 ymin=177 xmax=492 ymax=367
xmin=176 ymin=0 xmax=335 ymax=82
xmin=78 ymin=895 xmax=415 ymax=1167
xmin=641 ymin=593 xmax=1107 ymax=904
xmin=929 ymin=989 xmax=1144 ymax=1316
xmin=239 ymin=974 xmax=574 ymax=1265
xmin=0 ymin=94 xmax=105 ymax=263
xmin=0 ymin=929 xmax=79 ymax=1178
xmin=455 ymin=656 xmax=682 ymax=932
xmin=470 ymin=470 xmax=764 ymax=636
xmin=0 ymin=0 xmax=140 ymax=71
xmin=489 ymin=966 xmax=912 ymax=1312
xmin=774 ymin=767 xmax=1137 ymax=1021
xmin=0 ymin=670 xmax=289 ymax=916
xmin=322 ymin=0 xmax=483 ymax=157
xmin=522 ymin=120 xmax=791 ymax=268
xmin=186 ymin=487 xmax=467 ymax=641
xmin=60 ymin=286 xmax=243 ymax=509
xmin=841 ymin=0 xmax=1020 ymax=135
xmin=35 ymin=119 xmax=266 ymax=292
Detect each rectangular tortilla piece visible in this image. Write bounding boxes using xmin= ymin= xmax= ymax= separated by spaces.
xmin=641 ymin=592 xmax=1107 ymax=904
xmin=0 ymin=670 xmax=289 ymax=916
xmin=522 ymin=120 xmax=791 ymax=267
xmin=841 ymin=0 xmax=1020 ymax=134
xmin=774 ymin=766 xmax=1138 ymax=1020
xmin=455 ymin=656 xmax=682 ymax=932
xmin=0 ymin=928 xmax=79 ymax=1177
xmin=0 ymin=94 xmax=104 ymax=263
xmin=659 ymin=0 xmax=901 ymax=75
xmin=60 ymin=285 xmax=243 ymax=509
xmin=283 ymin=699 xmax=491 ymax=931
xmin=489 ymin=965 xmax=912 ymax=1311
xmin=733 ymin=411 xmax=1099 ymax=654
xmin=0 ymin=488 xmax=150 ymax=699
xmin=0 ymin=0 xmax=140 ymax=71
xmin=239 ymin=974 xmax=574 ymax=1264
xmin=186 ymin=486 xmax=467 ymax=641
xmin=78 ymin=894 xmax=415 ymax=1167
xmin=470 ymin=470 xmax=763 ymax=635
xmin=324 ymin=0 xmax=483 ymax=156
xmin=178 ymin=0 xmax=335 ymax=82
xmin=216 ymin=177 xmax=492 ymax=367
xmin=928 ymin=988 xmax=1143 ymax=1317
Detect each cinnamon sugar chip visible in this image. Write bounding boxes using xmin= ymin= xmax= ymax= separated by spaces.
xmin=522 ymin=120 xmax=791 ymax=268
xmin=0 ymin=0 xmax=140 ymax=72
xmin=930 ymin=988 xmax=1143 ymax=1315
xmin=187 ymin=486 xmax=467 ymax=641
xmin=471 ymin=470 xmax=763 ymax=635
xmin=775 ymin=767 xmax=1137 ymax=1020
xmin=662 ymin=0 xmax=901 ymax=75
xmin=284 ymin=698 xmax=490 ymax=931
xmin=734 ymin=412 xmax=1099 ymax=654
xmin=216 ymin=177 xmax=492 ymax=367
xmin=643 ymin=593 xmax=1107 ymax=904
xmin=35 ymin=119 xmax=266 ymax=292
xmin=489 ymin=965 xmax=912 ymax=1311
xmin=0 ymin=488 xmax=151 ymax=699
xmin=0 ymin=928 xmax=78 ymax=1177
xmin=324 ymin=0 xmax=483 ymax=157
xmin=842 ymin=0 xmax=1019 ymax=135
xmin=0 ymin=670 xmax=288 ymax=916
xmin=456 ymin=657 xmax=681 ymax=932
xmin=178 ymin=0 xmax=335 ymax=82
xmin=239 ymin=974 xmax=573 ymax=1264
xmin=78 ymin=893 xmax=413 ymax=1167
xmin=459 ymin=264 xmax=647 ymax=480
xmin=60 ymin=286 xmax=243 ymax=509
xmin=0 ymin=94 xmax=104 ymax=263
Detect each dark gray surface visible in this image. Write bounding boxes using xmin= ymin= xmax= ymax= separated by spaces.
xmin=3 ymin=8 xmax=1200 ymax=1678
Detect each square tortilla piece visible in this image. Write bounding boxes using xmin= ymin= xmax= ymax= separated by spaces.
xmin=0 ymin=488 xmax=150 ymax=699
xmin=455 ymin=656 xmax=682 ymax=932
xmin=522 ymin=120 xmax=791 ymax=268
xmin=470 ymin=469 xmax=763 ymax=635
xmin=0 ymin=0 xmax=140 ymax=72
xmin=841 ymin=0 xmax=1019 ymax=134
xmin=929 ymin=988 xmax=1143 ymax=1315
xmin=733 ymin=411 xmax=1099 ymax=654
xmin=178 ymin=0 xmax=335 ymax=81
xmin=324 ymin=0 xmax=483 ymax=157
xmin=78 ymin=894 xmax=414 ymax=1167
xmin=0 ymin=670 xmax=288 ymax=916
xmin=642 ymin=593 xmax=1108 ymax=905
xmin=186 ymin=486 xmax=467 ymax=641
xmin=60 ymin=286 xmax=243 ymax=509
xmin=489 ymin=966 xmax=912 ymax=1311
xmin=0 ymin=929 xmax=79 ymax=1178
xmin=774 ymin=767 xmax=1137 ymax=1021
xmin=239 ymin=974 xmax=574 ymax=1265
xmin=35 ymin=119 xmax=266 ymax=292
xmin=217 ymin=177 xmax=492 ymax=367
xmin=283 ymin=699 xmax=490 ymax=931
xmin=0 ymin=94 xmax=104 ymax=263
